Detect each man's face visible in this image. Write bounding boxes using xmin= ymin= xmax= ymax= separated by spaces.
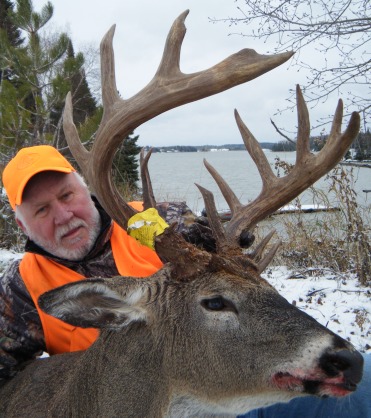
xmin=16 ymin=171 xmax=101 ymax=260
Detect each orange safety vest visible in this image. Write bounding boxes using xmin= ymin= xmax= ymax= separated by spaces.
xmin=20 ymin=221 xmax=163 ymax=355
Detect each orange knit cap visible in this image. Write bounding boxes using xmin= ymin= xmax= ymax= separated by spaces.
xmin=2 ymin=145 xmax=76 ymax=210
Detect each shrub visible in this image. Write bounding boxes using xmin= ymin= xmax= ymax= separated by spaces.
xmin=255 ymin=160 xmax=371 ymax=286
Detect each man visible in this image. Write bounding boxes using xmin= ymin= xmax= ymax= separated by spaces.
xmin=0 ymin=145 xmax=213 ymax=381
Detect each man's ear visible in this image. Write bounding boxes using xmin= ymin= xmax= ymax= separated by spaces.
xmin=15 ymin=217 xmax=27 ymax=233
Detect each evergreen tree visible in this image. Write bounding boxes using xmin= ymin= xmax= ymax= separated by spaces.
xmin=113 ymin=132 xmax=141 ymax=195
xmin=0 ymin=0 xmax=23 ymax=47
xmin=0 ymin=0 xmax=140 ymax=191
xmin=77 ymin=105 xmax=103 ymax=144
xmin=69 ymin=44 xmax=96 ymax=126
xmin=12 ymin=0 xmax=69 ymax=144
xmin=3 ymin=0 xmax=69 ymax=145
xmin=354 ymin=130 xmax=371 ymax=161
xmin=0 ymin=0 xmax=27 ymax=153
xmin=0 ymin=0 xmax=99 ymax=156
xmin=50 ymin=39 xmax=97 ymax=148
xmin=0 ymin=2 xmax=31 ymax=154
xmin=271 ymin=141 xmax=296 ymax=152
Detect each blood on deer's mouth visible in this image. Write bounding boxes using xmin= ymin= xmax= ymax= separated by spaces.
xmin=271 ymin=371 xmax=358 ymax=397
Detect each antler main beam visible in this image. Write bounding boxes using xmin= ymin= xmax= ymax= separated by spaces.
xmin=63 ymin=10 xmax=293 ymax=229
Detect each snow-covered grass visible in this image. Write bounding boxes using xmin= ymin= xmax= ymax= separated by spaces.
xmin=0 ymin=249 xmax=369 ymax=353
xmin=263 ymin=266 xmax=371 ymax=353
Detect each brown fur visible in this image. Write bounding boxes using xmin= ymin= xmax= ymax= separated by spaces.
xmin=0 ymin=262 xmax=363 ymax=417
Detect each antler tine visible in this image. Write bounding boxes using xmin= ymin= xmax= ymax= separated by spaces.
xmin=235 ymin=109 xmax=277 ymax=189
xmin=63 ymin=93 xmax=89 ymax=173
xmin=201 ymin=110 xmax=276 ymax=238
xmin=195 ymin=184 xmax=231 ymax=252
xmin=209 ymin=85 xmax=361 ymax=246
xmin=140 ymin=148 xmax=156 ymax=210
xmin=155 ymin=10 xmax=187 ymax=77
xmin=100 ymin=25 xmax=121 ymax=119
xmin=325 ymin=100 xmax=360 ymax=151
xmin=248 ymin=229 xmax=281 ymax=273
xmin=63 ymin=10 xmax=293 ymax=230
xmin=257 ymin=240 xmax=281 ymax=274
xmin=203 ymin=159 xmax=242 ymax=213
xmin=250 ymin=230 xmax=276 ymax=261
xmin=327 ymin=99 xmax=344 ymax=145
xmin=295 ymin=84 xmax=311 ymax=165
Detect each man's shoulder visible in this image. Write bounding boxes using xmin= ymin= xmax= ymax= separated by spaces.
xmin=1 ymin=256 xmax=23 ymax=279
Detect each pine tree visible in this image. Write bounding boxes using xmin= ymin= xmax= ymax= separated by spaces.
xmin=0 ymin=0 xmax=140 ymax=191
xmin=5 ymin=0 xmax=69 ymax=144
xmin=50 ymin=40 xmax=97 ymax=148
xmin=0 ymin=0 xmax=23 ymax=47
xmin=68 ymin=42 xmax=96 ymax=126
xmin=0 ymin=0 xmax=31 ymax=153
xmin=354 ymin=130 xmax=371 ymax=161
xmin=113 ymin=132 xmax=141 ymax=196
xmin=0 ymin=0 xmax=25 ymax=136
xmin=1 ymin=0 xmax=102 ymax=156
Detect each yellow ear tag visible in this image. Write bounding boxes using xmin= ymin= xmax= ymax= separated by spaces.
xmin=127 ymin=208 xmax=169 ymax=250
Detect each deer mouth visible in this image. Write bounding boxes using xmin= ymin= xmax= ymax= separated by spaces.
xmin=271 ymin=371 xmax=358 ymax=397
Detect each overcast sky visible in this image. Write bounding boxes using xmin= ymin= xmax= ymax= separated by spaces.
xmin=31 ymin=0 xmax=342 ymax=147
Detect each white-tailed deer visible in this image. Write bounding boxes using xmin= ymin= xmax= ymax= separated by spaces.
xmin=0 ymin=10 xmax=363 ymax=418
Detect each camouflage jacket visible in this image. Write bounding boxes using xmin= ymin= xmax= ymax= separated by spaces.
xmin=0 ymin=198 xmax=214 ymax=381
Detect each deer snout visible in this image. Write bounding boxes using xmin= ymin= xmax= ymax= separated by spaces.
xmin=320 ymin=348 xmax=364 ymax=388
xmin=272 ymin=342 xmax=364 ymax=398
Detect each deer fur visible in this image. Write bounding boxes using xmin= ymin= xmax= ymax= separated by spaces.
xmin=0 ymin=248 xmax=363 ymax=417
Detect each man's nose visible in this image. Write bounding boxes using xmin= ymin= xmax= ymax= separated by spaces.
xmin=53 ymin=202 xmax=73 ymax=225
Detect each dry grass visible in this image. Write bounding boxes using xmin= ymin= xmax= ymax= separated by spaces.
xmin=256 ymin=161 xmax=371 ymax=286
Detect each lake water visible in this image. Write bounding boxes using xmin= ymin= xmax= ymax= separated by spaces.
xmin=145 ymin=150 xmax=371 ymax=214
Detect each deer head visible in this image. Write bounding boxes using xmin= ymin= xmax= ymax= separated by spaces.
xmin=37 ymin=10 xmax=363 ymax=416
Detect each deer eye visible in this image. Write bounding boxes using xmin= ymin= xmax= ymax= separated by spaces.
xmin=201 ymin=296 xmax=237 ymax=314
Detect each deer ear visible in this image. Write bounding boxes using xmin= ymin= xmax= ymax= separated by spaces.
xmin=38 ymin=279 xmax=148 ymax=330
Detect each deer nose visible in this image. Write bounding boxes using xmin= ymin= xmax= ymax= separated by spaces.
xmin=320 ymin=349 xmax=364 ymax=387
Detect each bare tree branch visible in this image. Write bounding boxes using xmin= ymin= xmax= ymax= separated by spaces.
xmin=211 ymin=0 xmax=370 ymax=128
xmin=270 ymin=118 xmax=296 ymax=144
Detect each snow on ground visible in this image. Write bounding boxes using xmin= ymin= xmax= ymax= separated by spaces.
xmin=0 ymin=249 xmax=370 ymax=353
xmin=263 ymin=266 xmax=371 ymax=353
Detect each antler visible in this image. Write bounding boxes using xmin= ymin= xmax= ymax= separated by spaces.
xmin=63 ymin=10 xmax=293 ymax=230
xmin=140 ymin=148 xmax=156 ymax=210
xmin=198 ymin=85 xmax=360 ymax=253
